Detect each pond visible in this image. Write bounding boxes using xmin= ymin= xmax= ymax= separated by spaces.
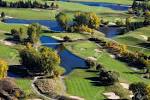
xmin=5 ymin=18 xmax=64 ymax=32
xmin=5 ymin=18 xmax=124 ymax=38
xmin=62 ymin=0 xmax=130 ymax=11
xmin=40 ymin=36 xmax=88 ymax=74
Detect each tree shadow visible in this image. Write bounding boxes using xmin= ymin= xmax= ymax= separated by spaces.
xmin=85 ymin=77 xmax=101 ymax=86
xmin=86 ymin=69 xmax=99 ymax=73
xmin=138 ymin=42 xmax=150 ymax=49
xmin=8 ymin=65 xmax=29 ymax=78
xmin=123 ymin=71 xmax=144 ymax=75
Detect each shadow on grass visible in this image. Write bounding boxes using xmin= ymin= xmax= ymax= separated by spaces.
xmin=123 ymin=71 xmax=144 ymax=75
xmin=138 ymin=42 xmax=150 ymax=49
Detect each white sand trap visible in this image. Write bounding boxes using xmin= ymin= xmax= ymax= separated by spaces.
xmin=140 ymin=35 xmax=148 ymax=40
xmin=120 ymin=83 xmax=129 ymax=89
xmin=87 ymin=57 xmax=97 ymax=61
xmin=51 ymin=36 xmax=63 ymax=40
xmin=109 ymin=54 xmax=115 ymax=59
xmin=32 ymin=9 xmax=41 ymax=11
xmin=5 ymin=16 xmax=13 ymax=18
xmin=103 ymin=92 xmax=120 ymax=99
xmin=69 ymin=96 xmax=84 ymax=100
xmin=0 ymin=39 xmax=15 ymax=46
xmin=94 ymin=49 xmax=102 ymax=53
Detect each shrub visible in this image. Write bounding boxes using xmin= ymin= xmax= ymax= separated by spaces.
xmin=85 ymin=58 xmax=97 ymax=68
xmin=99 ymin=69 xmax=119 ymax=85
xmin=129 ymin=82 xmax=149 ymax=100
xmin=63 ymin=36 xmax=71 ymax=42
xmin=115 ymin=19 xmax=124 ymax=26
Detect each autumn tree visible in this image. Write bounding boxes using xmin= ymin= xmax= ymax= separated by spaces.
xmin=19 ymin=44 xmax=64 ymax=76
xmin=74 ymin=12 xmax=100 ymax=29
xmin=0 ymin=59 xmax=8 ymax=78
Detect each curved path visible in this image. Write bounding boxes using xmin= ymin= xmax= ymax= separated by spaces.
xmin=31 ymin=76 xmax=53 ymax=100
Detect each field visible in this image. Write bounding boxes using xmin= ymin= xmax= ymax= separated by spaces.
xmin=114 ymin=26 xmax=150 ymax=55
xmin=65 ymin=69 xmax=105 ymax=100
xmin=0 ymin=0 xmax=149 ymax=99
xmin=65 ymin=41 xmax=150 ymax=83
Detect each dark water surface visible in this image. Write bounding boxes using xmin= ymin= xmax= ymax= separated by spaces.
xmin=62 ymin=0 xmax=130 ymax=11
xmin=40 ymin=36 xmax=88 ymax=74
xmin=5 ymin=18 xmax=64 ymax=32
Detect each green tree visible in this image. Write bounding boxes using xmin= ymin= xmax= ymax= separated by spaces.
xmin=126 ymin=17 xmax=132 ymax=31
xmin=74 ymin=12 xmax=100 ymax=29
xmin=0 ymin=59 xmax=8 ymax=78
xmin=18 ymin=28 xmax=25 ymax=42
xmin=27 ymin=23 xmax=41 ymax=45
xmin=144 ymin=11 xmax=150 ymax=25
xmin=56 ymin=12 xmax=69 ymax=30
xmin=1 ymin=12 xmax=5 ymax=22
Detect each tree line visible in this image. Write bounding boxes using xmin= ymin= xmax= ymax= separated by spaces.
xmin=0 ymin=0 xmax=59 ymax=9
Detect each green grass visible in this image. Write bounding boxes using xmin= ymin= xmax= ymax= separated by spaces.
xmin=114 ymin=26 xmax=150 ymax=55
xmin=65 ymin=69 xmax=105 ymax=100
xmin=65 ymin=41 xmax=150 ymax=84
xmin=68 ymin=0 xmax=133 ymax=5
xmin=0 ymin=44 xmax=19 ymax=65
xmin=0 ymin=1 xmax=129 ymax=21
xmin=16 ymin=78 xmax=36 ymax=97
xmin=0 ymin=22 xmax=26 ymax=31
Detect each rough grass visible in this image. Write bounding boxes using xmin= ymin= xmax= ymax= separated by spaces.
xmin=114 ymin=26 xmax=150 ymax=55
xmin=0 ymin=44 xmax=19 ymax=65
xmin=67 ymin=0 xmax=133 ymax=5
xmin=15 ymin=78 xmax=36 ymax=98
xmin=0 ymin=1 xmax=129 ymax=21
xmin=65 ymin=41 xmax=150 ymax=84
xmin=65 ymin=69 xmax=105 ymax=100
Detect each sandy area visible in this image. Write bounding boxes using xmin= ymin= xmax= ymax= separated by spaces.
xmin=69 ymin=96 xmax=84 ymax=100
xmin=0 ymin=39 xmax=15 ymax=46
xmin=87 ymin=57 xmax=97 ymax=61
xmin=51 ymin=36 xmax=63 ymax=40
xmin=94 ymin=49 xmax=102 ymax=53
xmin=120 ymin=83 xmax=129 ymax=89
xmin=32 ymin=9 xmax=41 ymax=11
xmin=140 ymin=35 xmax=148 ymax=40
xmin=103 ymin=92 xmax=120 ymax=99
xmin=109 ymin=54 xmax=115 ymax=58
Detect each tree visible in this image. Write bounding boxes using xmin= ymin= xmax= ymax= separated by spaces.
xmin=40 ymin=47 xmax=61 ymax=75
xmin=126 ymin=17 xmax=132 ymax=31
xmin=0 ymin=59 xmax=8 ymax=78
xmin=1 ymin=11 xmax=5 ymax=22
xmin=129 ymin=82 xmax=149 ymax=100
xmin=18 ymin=28 xmax=25 ymax=42
xmin=144 ymin=11 xmax=150 ymax=25
xmin=19 ymin=45 xmax=63 ymax=76
xmin=99 ymin=69 xmax=119 ymax=85
xmin=11 ymin=28 xmax=19 ymax=39
xmin=56 ymin=12 xmax=69 ymax=30
xmin=74 ymin=12 xmax=100 ymax=29
xmin=27 ymin=23 xmax=41 ymax=45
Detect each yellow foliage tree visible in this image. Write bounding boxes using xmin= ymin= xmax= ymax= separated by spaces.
xmin=0 ymin=59 xmax=8 ymax=78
